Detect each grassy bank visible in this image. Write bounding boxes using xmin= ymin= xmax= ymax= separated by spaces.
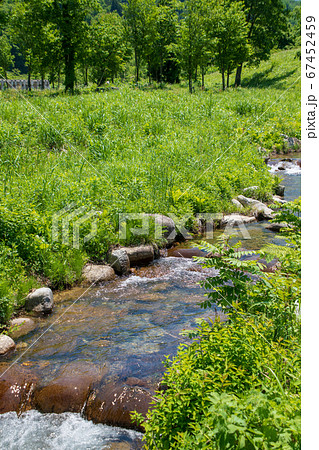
xmin=0 ymin=48 xmax=300 ymax=322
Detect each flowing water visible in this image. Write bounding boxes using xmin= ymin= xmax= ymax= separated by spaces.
xmin=0 ymin=155 xmax=300 ymax=449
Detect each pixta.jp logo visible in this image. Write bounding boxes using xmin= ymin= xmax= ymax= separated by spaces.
xmin=52 ymin=203 xmax=98 ymax=249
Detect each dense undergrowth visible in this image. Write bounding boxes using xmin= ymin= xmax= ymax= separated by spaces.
xmin=0 ymin=48 xmax=300 ymax=322
xmin=134 ymin=199 xmax=301 ymax=448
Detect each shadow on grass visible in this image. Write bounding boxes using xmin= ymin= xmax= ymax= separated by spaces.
xmin=242 ymin=64 xmax=298 ymax=89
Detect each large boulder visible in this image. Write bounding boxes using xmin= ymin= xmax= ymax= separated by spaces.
xmin=221 ymin=214 xmax=256 ymax=227
xmin=0 ymin=335 xmax=15 ymax=356
xmin=147 ymin=214 xmax=176 ymax=243
xmin=10 ymin=318 xmax=36 ymax=339
xmin=274 ymin=185 xmax=285 ymax=197
xmin=34 ymin=363 xmax=101 ymax=414
xmin=0 ymin=363 xmax=37 ymax=413
xmin=266 ymin=222 xmax=288 ymax=232
xmin=122 ymin=245 xmax=154 ymax=267
xmin=108 ymin=249 xmax=130 ymax=275
xmin=85 ymin=379 xmax=154 ymax=431
xmin=25 ymin=288 xmax=53 ymax=314
xmin=82 ymin=264 xmax=115 ymax=284
xmin=237 ymin=195 xmax=274 ymax=220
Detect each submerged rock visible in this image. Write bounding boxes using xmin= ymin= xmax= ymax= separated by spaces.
xmin=108 ymin=249 xmax=130 ymax=275
xmin=0 ymin=335 xmax=15 ymax=356
xmin=82 ymin=264 xmax=115 ymax=284
xmin=25 ymin=288 xmax=53 ymax=314
xmin=167 ymin=247 xmax=209 ymax=258
xmin=10 ymin=318 xmax=36 ymax=339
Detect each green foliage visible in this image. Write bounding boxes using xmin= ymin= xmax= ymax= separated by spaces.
xmin=136 ymin=198 xmax=301 ymax=448
xmin=89 ymin=12 xmax=130 ymax=85
xmin=0 ymin=34 xmax=14 ymax=79
xmin=135 ymin=315 xmax=300 ymax=448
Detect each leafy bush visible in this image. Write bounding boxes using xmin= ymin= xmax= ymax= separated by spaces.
xmin=135 ymin=199 xmax=301 ymax=448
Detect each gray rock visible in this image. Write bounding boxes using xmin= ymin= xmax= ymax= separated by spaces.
xmin=237 ymin=195 xmax=274 ymax=220
xmin=274 ymin=185 xmax=285 ymax=197
xmin=266 ymin=222 xmax=288 ymax=232
xmin=10 ymin=318 xmax=36 ymax=339
xmin=272 ymin=195 xmax=287 ymax=204
xmin=82 ymin=264 xmax=115 ymax=284
xmin=108 ymin=249 xmax=130 ymax=275
xmin=243 ymin=186 xmax=259 ymax=196
xmin=231 ymin=199 xmax=243 ymax=209
xmin=122 ymin=245 xmax=154 ymax=266
xmin=221 ymin=214 xmax=256 ymax=227
xmin=281 ymin=134 xmax=301 ymax=150
xmin=25 ymin=288 xmax=54 ymax=314
xmin=147 ymin=214 xmax=176 ymax=242
xmin=0 ymin=335 xmax=15 ymax=356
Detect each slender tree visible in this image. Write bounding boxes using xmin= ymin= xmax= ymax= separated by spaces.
xmin=232 ymin=0 xmax=287 ymax=86
xmin=123 ymin=0 xmax=157 ymax=83
xmin=51 ymin=0 xmax=99 ymax=92
xmin=210 ymin=1 xmax=250 ymax=90
xmin=89 ymin=12 xmax=129 ymax=85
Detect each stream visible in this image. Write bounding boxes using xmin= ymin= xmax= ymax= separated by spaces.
xmin=0 ymin=155 xmax=300 ymax=449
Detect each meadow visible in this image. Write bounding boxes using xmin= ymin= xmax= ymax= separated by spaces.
xmin=0 ymin=48 xmax=301 ymax=322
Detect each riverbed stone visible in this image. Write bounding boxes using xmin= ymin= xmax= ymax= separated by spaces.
xmin=272 ymin=195 xmax=287 ymax=204
xmin=274 ymin=185 xmax=285 ymax=197
xmin=266 ymin=222 xmax=288 ymax=232
xmin=33 ymin=362 xmax=102 ymax=414
xmin=281 ymin=134 xmax=301 ymax=150
xmin=25 ymin=288 xmax=53 ymax=314
xmin=123 ymin=245 xmax=154 ymax=266
xmin=0 ymin=335 xmax=16 ymax=356
xmin=168 ymin=247 xmax=209 ymax=258
xmin=0 ymin=363 xmax=37 ymax=413
xmin=108 ymin=249 xmax=130 ymax=275
xmin=147 ymin=214 xmax=176 ymax=243
xmin=82 ymin=264 xmax=115 ymax=284
xmin=10 ymin=318 xmax=36 ymax=339
xmin=236 ymin=195 xmax=274 ymax=220
xmin=85 ymin=379 xmax=154 ymax=431
xmin=231 ymin=199 xmax=243 ymax=209
xmin=221 ymin=214 xmax=257 ymax=227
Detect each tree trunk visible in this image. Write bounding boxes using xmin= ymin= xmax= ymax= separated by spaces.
xmin=64 ymin=47 xmax=75 ymax=93
xmin=41 ymin=74 xmax=44 ymax=90
xmin=227 ymin=71 xmax=230 ymax=88
xmin=201 ymin=67 xmax=205 ymax=90
xmin=235 ymin=64 xmax=243 ymax=87
xmin=135 ymin=49 xmax=139 ymax=82
xmin=189 ymin=72 xmax=193 ymax=94
xmin=28 ymin=70 xmax=31 ymax=91
xmin=84 ymin=67 xmax=88 ymax=86
xmin=222 ymin=70 xmax=225 ymax=91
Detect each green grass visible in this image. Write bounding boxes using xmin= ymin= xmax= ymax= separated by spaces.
xmin=0 ymin=48 xmax=300 ymax=322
